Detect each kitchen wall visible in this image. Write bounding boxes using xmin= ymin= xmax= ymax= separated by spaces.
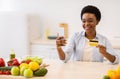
xmin=0 ymin=12 xmax=29 ymax=58
xmin=0 ymin=0 xmax=120 ymax=58
xmin=1 ymin=0 xmax=120 ymax=38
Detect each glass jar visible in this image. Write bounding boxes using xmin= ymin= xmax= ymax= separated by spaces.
xmin=10 ymin=50 xmax=16 ymax=60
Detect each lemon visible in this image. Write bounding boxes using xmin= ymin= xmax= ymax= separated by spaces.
xmin=107 ymin=69 xmax=116 ymax=78
xmin=29 ymin=62 xmax=39 ymax=71
xmin=19 ymin=63 xmax=29 ymax=69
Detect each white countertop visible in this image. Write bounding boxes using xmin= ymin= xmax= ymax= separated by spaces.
xmin=0 ymin=59 xmax=119 ymax=79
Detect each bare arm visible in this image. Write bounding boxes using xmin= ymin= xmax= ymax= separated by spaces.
xmin=56 ymin=36 xmax=67 ymax=60
xmin=97 ymin=45 xmax=115 ymax=63
xmin=56 ymin=46 xmax=65 ymax=60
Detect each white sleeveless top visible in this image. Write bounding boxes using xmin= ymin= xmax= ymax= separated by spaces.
xmin=82 ymin=38 xmax=93 ymax=61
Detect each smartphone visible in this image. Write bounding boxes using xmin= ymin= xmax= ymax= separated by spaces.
xmin=58 ymin=28 xmax=64 ymax=37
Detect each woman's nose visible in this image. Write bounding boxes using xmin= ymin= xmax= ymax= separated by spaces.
xmin=85 ymin=22 xmax=90 ymax=26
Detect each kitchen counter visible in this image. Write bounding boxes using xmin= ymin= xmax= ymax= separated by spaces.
xmin=31 ymin=39 xmax=56 ymax=45
xmin=0 ymin=60 xmax=119 ymax=79
xmin=31 ymin=38 xmax=120 ymax=49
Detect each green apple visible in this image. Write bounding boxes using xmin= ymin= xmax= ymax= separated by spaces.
xmin=24 ymin=69 xmax=33 ymax=78
xmin=20 ymin=66 xmax=28 ymax=75
xmin=11 ymin=66 xmax=20 ymax=76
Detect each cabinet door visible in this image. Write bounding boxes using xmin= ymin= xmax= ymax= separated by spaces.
xmin=31 ymin=44 xmax=59 ymax=59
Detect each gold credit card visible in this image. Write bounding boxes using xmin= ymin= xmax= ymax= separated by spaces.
xmin=89 ymin=39 xmax=98 ymax=46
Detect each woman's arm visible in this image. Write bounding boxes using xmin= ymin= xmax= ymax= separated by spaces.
xmin=97 ymin=45 xmax=116 ymax=63
xmin=56 ymin=36 xmax=66 ymax=60
xmin=56 ymin=46 xmax=65 ymax=60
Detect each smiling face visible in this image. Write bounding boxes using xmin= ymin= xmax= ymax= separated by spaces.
xmin=82 ymin=13 xmax=99 ymax=34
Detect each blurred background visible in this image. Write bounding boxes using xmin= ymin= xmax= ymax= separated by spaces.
xmin=0 ymin=0 xmax=120 ymax=59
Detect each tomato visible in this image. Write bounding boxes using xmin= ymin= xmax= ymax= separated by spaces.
xmin=5 ymin=71 xmax=11 ymax=75
xmin=0 ymin=70 xmax=2 ymax=74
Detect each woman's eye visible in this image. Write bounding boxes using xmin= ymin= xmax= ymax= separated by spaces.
xmin=89 ymin=20 xmax=93 ymax=22
xmin=82 ymin=19 xmax=94 ymax=23
xmin=82 ymin=20 xmax=86 ymax=23
xmin=88 ymin=19 xmax=94 ymax=22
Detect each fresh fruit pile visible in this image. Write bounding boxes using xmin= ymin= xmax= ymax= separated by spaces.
xmin=103 ymin=65 xmax=120 ymax=79
xmin=0 ymin=56 xmax=48 ymax=77
xmin=18 ymin=56 xmax=48 ymax=78
xmin=0 ymin=50 xmax=20 ymax=75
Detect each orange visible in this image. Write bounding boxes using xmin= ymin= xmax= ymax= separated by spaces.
xmin=111 ymin=71 xmax=120 ymax=79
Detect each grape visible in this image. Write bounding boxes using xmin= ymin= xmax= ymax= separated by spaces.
xmin=23 ymin=56 xmax=42 ymax=65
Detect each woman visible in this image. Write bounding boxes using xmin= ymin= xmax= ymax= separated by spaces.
xmin=56 ymin=5 xmax=119 ymax=64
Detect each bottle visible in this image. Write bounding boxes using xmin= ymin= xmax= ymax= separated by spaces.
xmin=10 ymin=49 xmax=16 ymax=60
xmin=45 ymin=27 xmax=50 ymax=39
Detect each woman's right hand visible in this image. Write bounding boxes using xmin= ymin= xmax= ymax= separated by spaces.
xmin=56 ymin=36 xmax=67 ymax=47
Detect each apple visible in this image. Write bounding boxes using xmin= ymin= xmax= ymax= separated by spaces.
xmin=0 ymin=58 xmax=5 ymax=67
xmin=20 ymin=66 xmax=28 ymax=75
xmin=20 ymin=59 xmax=32 ymax=64
xmin=11 ymin=66 xmax=20 ymax=76
xmin=24 ymin=69 xmax=33 ymax=78
xmin=12 ymin=58 xmax=20 ymax=66
xmin=7 ymin=58 xmax=20 ymax=66
xmin=25 ymin=59 xmax=32 ymax=64
xmin=7 ymin=60 xmax=13 ymax=66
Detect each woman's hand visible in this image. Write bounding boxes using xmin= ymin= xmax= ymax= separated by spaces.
xmin=56 ymin=36 xmax=67 ymax=47
xmin=96 ymin=45 xmax=116 ymax=63
xmin=56 ymin=36 xmax=66 ymax=60
xmin=96 ymin=45 xmax=107 ymax=54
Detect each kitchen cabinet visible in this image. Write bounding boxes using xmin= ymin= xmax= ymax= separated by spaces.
xmin=31 ymin=40 xmax=59 ymax=59
xmin=30 ymin=39 xmax=120 ymax=60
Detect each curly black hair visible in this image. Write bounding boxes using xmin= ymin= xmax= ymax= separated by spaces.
xmin=81 ymin=5 xmax=101 ymax=21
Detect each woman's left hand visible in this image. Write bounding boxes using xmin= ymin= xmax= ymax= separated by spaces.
xmin=96 ymin=45 xmax=107 ymax=54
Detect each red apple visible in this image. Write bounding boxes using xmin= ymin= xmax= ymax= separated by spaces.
xmin=7 ymin=58 xmax=20 ymax=66
xmin=7 ymin=60 xmax=13 ymax=66
xmin=25 ymin=59 xmax=32 ymax=64
xmin=12 ymin=58 xmax=20 ymax=66
xmin=0 ymin=58 xmax=5 ymax=67
xmin=20 ymin=59 xmax=32 ymax=64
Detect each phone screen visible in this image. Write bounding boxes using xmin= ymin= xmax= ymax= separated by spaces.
xmin=58 ymin=28 xmax=64 ymax=37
